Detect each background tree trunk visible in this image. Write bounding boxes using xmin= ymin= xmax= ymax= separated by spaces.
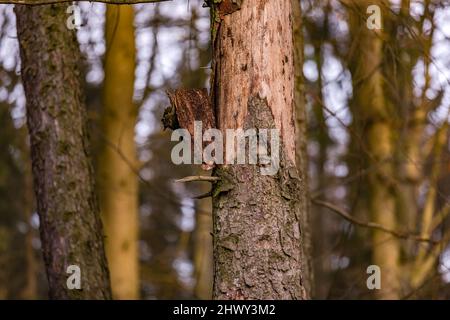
xmin=97 ymin=4 xmax=139 ymax=300
xmin=210 ymin=0 xmax=308 ymax=300
xmin=292 ymin=0 xmax=313 ymax=298
xmin=346 ymin=0 xmax=401 ymax=299
xmin=21 ymin=154 xmax=37 ymax=299
xmin=15 ymin=4 xmax=112 ymax=299
xmin=193 ymin=176 xmax=213 ymax=299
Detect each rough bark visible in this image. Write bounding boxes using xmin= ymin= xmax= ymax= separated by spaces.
xmin=97 ymin=4 xmax=139 ymax=300
xmin=210 ymin=0 xmax=308 ymax=300
xmin=346 ymin=0 xmax=401 ymax=299
xmin=15 ymin=4 xmax=112 ymax=299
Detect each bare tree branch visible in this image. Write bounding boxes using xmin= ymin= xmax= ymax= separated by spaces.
xmin=176 ymin=176 xmax=220 ymax=183
xmin=311 ymin=198 xmax=436 ymax=243
xmin=0 ymin=0 xmax=169 ymax=5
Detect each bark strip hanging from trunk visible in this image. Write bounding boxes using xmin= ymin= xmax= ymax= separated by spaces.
xmin=15 ymin=4 xmax=111 ymax=299
xmin=165 ymin=89 xmax=216 ymax=134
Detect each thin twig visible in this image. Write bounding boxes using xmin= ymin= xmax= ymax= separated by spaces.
xmin=311 ymin=198 xmax=436 ymax=244
xmin=194 ymin=191 xmax=213 ymax=199
xmin=176 ymin=176 xmax=220 ymax=183
xmin=0 ymin=0 xmax=170 ymax=5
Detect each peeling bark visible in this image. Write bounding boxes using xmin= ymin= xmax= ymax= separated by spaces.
xmin=165 ymin=89 xmax=216 ymax=135
xmin=15 ymin=4 xmax=111 ymax=299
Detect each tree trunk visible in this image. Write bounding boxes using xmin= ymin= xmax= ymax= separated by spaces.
xmin=97 ymin=5 xmax=139 ymax=300
xmin=347 ymin=0 xmax=401 ymax=299
xmin=193 ymin=178 xmax=213 ymax=299
xmin=292 ymin=0 xmax=313 ymax=298
xmin=21 ymin=153 xmax=37 ymax=299
xmin=210 ymin=0 xmax=308 ymax=300
xmin=15 ymin=4 xmax=112 ymax=299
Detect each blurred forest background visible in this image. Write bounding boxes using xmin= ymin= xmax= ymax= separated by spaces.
xmin=1 ymin=0 xmax=450 ymax=299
